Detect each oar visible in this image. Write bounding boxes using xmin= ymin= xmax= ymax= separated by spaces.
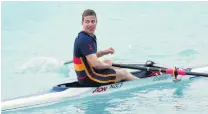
xmin=63 ymin=60 xmax=73 ymax=65
xmin=112 ymin=63 xmax=208 ymax=77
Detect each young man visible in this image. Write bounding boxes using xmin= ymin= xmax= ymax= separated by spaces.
xmin=73 ymin=9 xmax=138 ymax=87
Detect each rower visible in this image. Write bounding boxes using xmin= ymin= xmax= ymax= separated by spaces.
xmin=73 ymin=9 xmax=139 ymax=87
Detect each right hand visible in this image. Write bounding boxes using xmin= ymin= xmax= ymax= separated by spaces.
xmin=103 ymin=47 xmax=115 ymax=55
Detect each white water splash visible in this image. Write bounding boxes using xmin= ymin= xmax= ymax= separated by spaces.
xmin=16 ymin=57 xmax=70 ymax=75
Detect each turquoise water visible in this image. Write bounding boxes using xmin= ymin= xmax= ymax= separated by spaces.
xmin=1 ymin=1 xmax=208 ymax=114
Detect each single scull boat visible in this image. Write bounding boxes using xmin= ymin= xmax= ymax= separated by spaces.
xmin=2 ymin=61 xmax=208 ymax=112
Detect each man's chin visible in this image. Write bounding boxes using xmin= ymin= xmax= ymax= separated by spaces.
xmin=87 ymin=31 xmax=95 ymax=34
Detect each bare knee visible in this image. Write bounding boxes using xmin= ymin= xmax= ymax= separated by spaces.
xmin=122 ymin=69 xmax=129 ymax=79
xmin=117 ymin=69 xmax=128 ymax=80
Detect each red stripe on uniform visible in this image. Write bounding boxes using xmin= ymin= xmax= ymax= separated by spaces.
xmin=73 ymin=57 xmax=81 ymax=64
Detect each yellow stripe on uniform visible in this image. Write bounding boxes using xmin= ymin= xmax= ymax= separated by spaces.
xmin=80 ymin=58 xmax=116 ymax=84
xmin=74 ymin=64 xmax=85 ymax=71
xmin=87 ymin=60 xmax=116 ymax=77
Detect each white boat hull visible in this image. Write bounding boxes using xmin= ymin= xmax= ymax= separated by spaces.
xmin=2 ymin=66 xmax=208 ymax=112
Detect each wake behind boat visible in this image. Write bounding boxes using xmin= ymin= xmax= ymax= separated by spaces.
xmin=2 ymin=61 xmax=208 ymax=112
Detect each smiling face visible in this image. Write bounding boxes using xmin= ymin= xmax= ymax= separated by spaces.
xmin=82 ymin=15 xmax=97 ymax=34
xmin=82 ymin=9 xmax=97 ymax=35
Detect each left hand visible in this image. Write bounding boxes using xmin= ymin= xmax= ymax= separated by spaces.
xmin=103 ymin=47 xmax=115 ymax=55
xmin=103 ymin=60 xmax=113 ymax=66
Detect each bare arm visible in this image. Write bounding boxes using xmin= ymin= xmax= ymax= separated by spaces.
xmin=96 ymin=50 xmax=105 ymax=58
xmin=96 ymin=47 xmax=115 ymax=57
xmin=86 ymin=54 xmax=111 ymax=69
xmin=96 ymin=47 xmax=115 ymax=58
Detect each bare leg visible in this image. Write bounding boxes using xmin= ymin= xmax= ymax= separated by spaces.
xmin=114 ymin=68 xmax=138 ymax=82
xmin=125 ymin=71 xmax=138 ymax=80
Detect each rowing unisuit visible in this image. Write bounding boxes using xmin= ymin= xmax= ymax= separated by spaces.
xmin=73 ymin=31 xmax=116 ymax=87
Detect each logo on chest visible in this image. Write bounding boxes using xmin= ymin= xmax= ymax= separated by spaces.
xmin=88 ymin=44 xmax=93 ymax=51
